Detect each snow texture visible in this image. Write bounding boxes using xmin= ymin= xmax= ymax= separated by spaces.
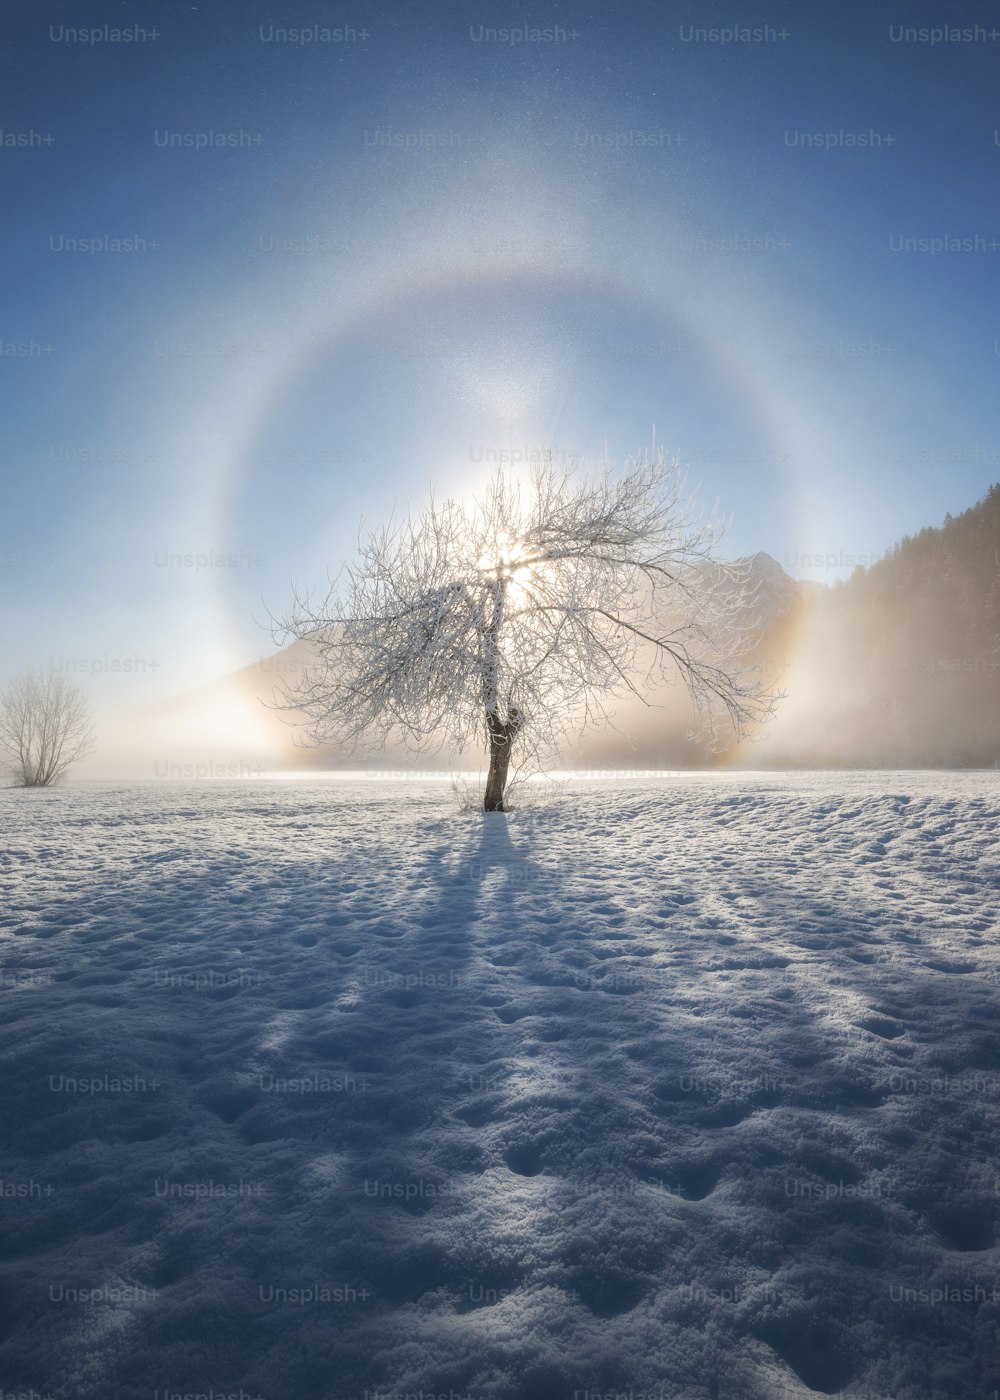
xmin=1 ymin=774 xmax=999 ymax=1400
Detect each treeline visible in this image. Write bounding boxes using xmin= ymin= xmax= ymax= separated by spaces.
xmin=757 ymin=484 xmax=1000 ymax=768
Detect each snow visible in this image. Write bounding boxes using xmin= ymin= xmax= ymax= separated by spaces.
xmin=1 ymin=773 xmax=998 ymax=1400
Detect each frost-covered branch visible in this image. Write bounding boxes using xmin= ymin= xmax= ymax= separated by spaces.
xmin=0 ymin=671 xmax=96 ymax=787
xmin=270 ymin=448 xmax=780 ymax=808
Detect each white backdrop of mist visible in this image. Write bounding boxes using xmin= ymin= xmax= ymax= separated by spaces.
xmin=75 ymin=485 xmax=1000 ymax=780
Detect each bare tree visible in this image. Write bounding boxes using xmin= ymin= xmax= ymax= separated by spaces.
xmin=0 ymin=670 xmax=96 ymax=787
xmin=271 ymin=449 xmax=778 ymax=811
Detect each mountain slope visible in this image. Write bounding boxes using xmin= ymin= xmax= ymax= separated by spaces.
xmin=752 ymin=485 xmax=1000 ymax=768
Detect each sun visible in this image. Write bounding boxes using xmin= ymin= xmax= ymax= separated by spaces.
xmin=478 ymin=532 xmax=539 ymax=601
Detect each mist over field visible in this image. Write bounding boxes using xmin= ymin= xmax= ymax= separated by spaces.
xmin=85 ymin=488 xmax=1000 ymax=781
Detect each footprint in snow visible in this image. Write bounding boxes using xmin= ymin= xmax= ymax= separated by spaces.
xmin=930 ymin=1205 xmax=996 ymax=1252
xmin=855 ymin=1015 xmax=905 ymax=1039
xmin=504 ymin=1142 xmax=544 ymax=1176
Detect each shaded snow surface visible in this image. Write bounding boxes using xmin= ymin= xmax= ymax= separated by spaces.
xmin=1 ymin=774 xmax=999 ymax=1400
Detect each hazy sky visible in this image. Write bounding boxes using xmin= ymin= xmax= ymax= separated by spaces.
xmin=2 ymin=0 xmax=999 ymax=706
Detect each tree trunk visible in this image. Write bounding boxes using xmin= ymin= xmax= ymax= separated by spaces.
xmin=483 ymin=709 xmax=520 ymax=812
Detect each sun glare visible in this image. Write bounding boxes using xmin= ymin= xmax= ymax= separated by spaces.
xmin=478 ymin=533 xmax=539 ymax=603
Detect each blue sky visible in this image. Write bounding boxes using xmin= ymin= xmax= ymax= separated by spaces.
xmin=2 ymin=0 xmax=999 ymax=706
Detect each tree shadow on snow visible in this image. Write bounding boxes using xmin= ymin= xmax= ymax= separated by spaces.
xmin=8 ymin=790 xmax=998 ymax=1400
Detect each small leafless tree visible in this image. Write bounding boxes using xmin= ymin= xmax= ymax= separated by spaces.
xmin=0 ymin=670 xmax=96 ymax=787
xmin=271 ymin=449 xmax=778 ymax=811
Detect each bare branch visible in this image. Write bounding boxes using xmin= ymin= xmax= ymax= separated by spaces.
xmin=0 ymin=671 xmax=96 ymax=787
xmin=269 ymin=447 xmax=781 ymax=804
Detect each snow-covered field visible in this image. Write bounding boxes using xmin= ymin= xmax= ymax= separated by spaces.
xmin=1 ymin=773 xmax=999 ymax=1400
